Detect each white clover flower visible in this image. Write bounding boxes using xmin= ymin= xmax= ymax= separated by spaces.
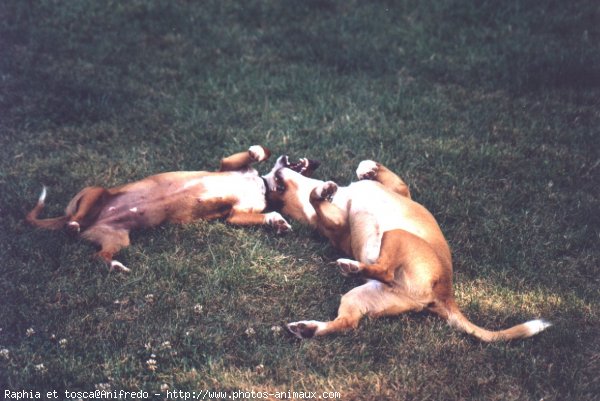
xmin=160 ymin=341 xmax=171 ymax=350
xmin=34 ymin=363 xmax=47 ymax=373
xmin=146 ymin=358 xmax=158 ymax=371
xmin=270 ymin=325 xmax=282 ymax=335
xmin=95 ymin=383 xmax=111 ymax=391
xmin=0 ymin=348 xmax=9 ymax=359
xmin=59 ymin=338 xmax=68 ymax=348
xmin=26 ymin=328 xmax=35 ymax=337
xmin=245 ymin=327 xmax=256 ymax=336
xmin=193 ymin=304 xmax=203 ymax=314
xmin=144 ymin=294 xmax=155 ymax=303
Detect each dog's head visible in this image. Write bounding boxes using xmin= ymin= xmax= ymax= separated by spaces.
xmin=263 ymin=155 xmax=322 ymax=226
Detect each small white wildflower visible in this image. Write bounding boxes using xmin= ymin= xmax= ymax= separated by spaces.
xmin=34 ymin=363 xmax=47 ymax=373
xmin=270 ymin=325 xmax=282 ymax=335
xmin=144 ymin=342 xmax=152 ymax=351
xmin=254 ymin=364 xmax=265 ymax=374
xmin=0 ymin=348 xmax=9 ymax=359
xmin=95 ymin=383 xmax=111 ymax=391
xmin=144 ymin=294 xmax=155 ymax=303
xmin=193 ymin=304 xmax=203 ymax=314
xmin=146 ymin=358 xmax=157 ymax=372
xmin=245 ymin=327 xmax=256 ymax=337
xmin=160 ymin=341 xmax=171 ymax=350
xmin=160 ymin=383 xmax=169 ymax=392
xmin=185 ymin=330 xmax=193 ymax=336
xmin=59 ymin=338 xmax=68 ymax=348
xmin=114 ymin=298 xmax=130 ymax=306
xmin=26 ymin=328 xmax=35 ymax=337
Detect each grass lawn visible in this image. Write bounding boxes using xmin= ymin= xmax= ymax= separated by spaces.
xmin=1 ymin=1 xmax=598 ymax=400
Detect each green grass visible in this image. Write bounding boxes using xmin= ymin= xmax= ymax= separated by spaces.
xmin=1 ymin=0 xmax=598 ymax=400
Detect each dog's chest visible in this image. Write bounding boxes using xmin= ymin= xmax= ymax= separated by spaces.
xmin=195 ymin=170 xmax=266 ymax=210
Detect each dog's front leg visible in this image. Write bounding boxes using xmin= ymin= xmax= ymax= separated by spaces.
xmin=219 ymin=145 xmax=271 ymax=171
xmin=83 ymin=227 xmax=132 ymax=273
xmin=309 ymin=181 xmax=346 ymax=232
xmin=226 ymin=209 xmax=291 ymax=234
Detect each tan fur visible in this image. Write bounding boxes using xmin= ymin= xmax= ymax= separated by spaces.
xmin=27 ymin=146 xmax=291 ymax=271
xmin=275 ymin=160 xmax=550 ymax=342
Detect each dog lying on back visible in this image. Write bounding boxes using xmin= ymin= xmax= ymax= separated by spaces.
xmin=264 ymin=156 xmax=551 ymax=342
xmin=27 ymin=145 xmax=291 ymax=272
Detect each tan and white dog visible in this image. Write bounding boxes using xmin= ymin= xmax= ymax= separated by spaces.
xmin=264 ymin=156 xmax=550 ymax=342
xmin=27 ymin=145 xmax=291 ymax=272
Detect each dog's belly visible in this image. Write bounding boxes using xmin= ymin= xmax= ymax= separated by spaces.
xmin=195 ymin=172 xmax=266 ymax=212
xmin=344 ymin=181 xmax=447 ymax=264
xmin=95 ymin=170 xmax=266 ymax=229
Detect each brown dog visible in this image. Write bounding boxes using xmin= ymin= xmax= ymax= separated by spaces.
xmin=264 ymin=157 xmax=550 ymax=342
xmin=27 ymin=145 xmax=291 ymax=272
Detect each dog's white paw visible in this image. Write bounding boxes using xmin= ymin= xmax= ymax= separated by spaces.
xmin=336 ymin=258 xmax=362 ymax=276
xmin=356 ymin=160 xmax=379 ymax=180
xmin=66 ymin=221 xmax=80 ymax=235
xmin=266 ymin=212 xmax=292 ymax=234
xmin=110 ymin=260 xmax=131 ymax=273
xmin=249 ymin=145 xmax=268 ymax=162
xmin=286 ymin=320 xmax=323 ymax=339
xmin=315 ymin=181 xmax=338 ymax=201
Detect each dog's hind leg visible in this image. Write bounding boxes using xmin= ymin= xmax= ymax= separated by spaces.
xmin=287 ymin=281 xmax=423 ymax=339
xmin=336 ymin=229 xmax=413 ymax=284
xmin=82 ymin=227 xmax=131 ymax=272
xmin=356 ymin=160 xmax=411 ymax=198
xmin=66 ymin=187 xmax=111 ymax=234
xmin=219 ymin=145 xmax=271 ymax=171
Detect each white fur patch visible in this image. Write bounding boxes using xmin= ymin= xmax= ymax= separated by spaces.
xmin=38 ymin=186 xmax=48 ymax=204
xmin=523 ymin=319 xmax=552 ymax=336
xmin=110 ymin=260 xmax=130 ymax=273
xmin=183 ymin=178 xmax=204 ymax=189
xmin=336 ymin=258 xmax=361 ymax=276
xmin=266 ymin=211 xmax=292 ymax=233
xmin=266 ymin=211 xmax=282 ymax=224
xmin=129 ymin=207 xmax=138 ymax=213
xmin=356 ymin=160 xmax=378 ymax=180
xmin=249 ymin=145 xmax=267 ymax=162
xmin=287 ymin=320 xmax=326 ymax=338
xmin=315 ymin=181 xmax=337 ymax=200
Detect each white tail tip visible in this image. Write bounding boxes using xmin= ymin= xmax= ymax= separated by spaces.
xmin=524 ymin=319 xmax=552 ymax=336
xmin=38 ymin=186 xmax=48 ymax=204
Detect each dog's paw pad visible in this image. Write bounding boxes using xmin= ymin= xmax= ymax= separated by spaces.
xmin=267 ymin=212 xmax=292 ymax=234
xmin=286 ymin=321 xmax=318 ymax=339
xmin=316 ymin=181 xmax=338 ymax=201
xmin=356 ymin=160 xmax=379 ymax=180
xmin=336 ymin=258 xmax=362 ymax=276
xmin=249 ymin=145 xmax=268 ymax=162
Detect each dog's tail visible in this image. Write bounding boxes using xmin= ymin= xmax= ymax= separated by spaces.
xmin=444 ymin=298 xmax=551 ymax=342
xmin=26 ymin=187 xmax=69 ymax=230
